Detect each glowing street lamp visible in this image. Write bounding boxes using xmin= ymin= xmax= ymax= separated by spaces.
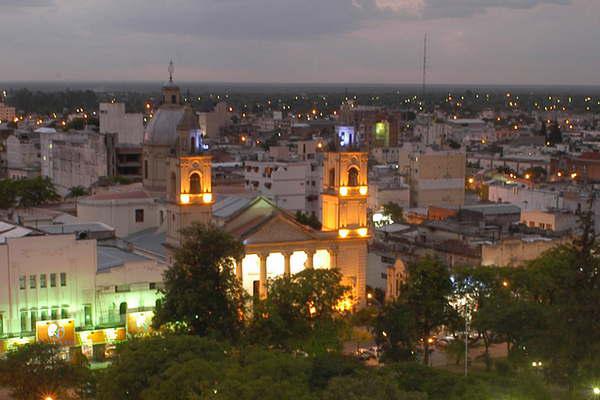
xmin=592 ymin=387 xmax=600 ymax=396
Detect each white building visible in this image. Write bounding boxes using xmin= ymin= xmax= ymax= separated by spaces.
xmin=0 ymin=220 xmax=165 ymax=341
xmin=40 ymin=130 xmax=116 ymax=195
xmin=444 ymin=119 xmax=495 ymax=144
xmin=77 ymin=190 xmax=164 ymax=238
xmin=0 ymin=227 xmax=97 ymax=337
xmin=6 ymin=131 xmax=41 ymax=179
xmin=99 ymin=103 xmax=144 ymax=145
xmin=244 ymin=160 xmax=321 ymax=215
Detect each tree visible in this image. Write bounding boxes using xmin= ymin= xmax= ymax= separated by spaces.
xmin=0 ymin=343 xmax=89 ymax=400
xmin=377 ymin=257 xmax=458 ymax=365
xmin=547 ymin=121 xmax=562 ymax=145
xmin=295 ymin=211 xmax=322 ymax=230
xmin=249 ymin=269 xmax=350 ymax=351
xmin=0 ymin=177 xmax=60 ymax=209
xmin=97 ymin=336 xmax=230 ymax=400
xmin=322 ymin=370 xmax=425 ymax=400
xmin=382 ymin=202 xmax=405 ymax=224
xmin=539 ymin=120 xmax=547 ymax=137
xmin=15 ymin=177 xmax=60 ymax=208
xmin=67 ymin=185 xmax=89 ymax=199
xmin=152 ymin=223 xmax=246 ymax=339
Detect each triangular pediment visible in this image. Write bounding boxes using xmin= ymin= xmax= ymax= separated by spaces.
xmin=243 ymin=213 xmax=317 ymax=244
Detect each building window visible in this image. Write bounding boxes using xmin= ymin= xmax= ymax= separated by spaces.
xmin=135 ymin=209 xmax=144 ymax=223
xmin=189 ymin=172 xmax=201 ymax=194
xmin=347 ymin=167 xmax=359 ymax=186
xmin=149 ymin=282 xmax=157 ymax=290
xmin=41 ymin=309 xmax=48 ymax=321
xmin=84 ymin=304 xmax=92 ymax=327
xmin=40 ymin=274 xmax=47 ymax=288
xmin=144 ymin=160 xmax=148 ymax=179
xmin=19 ymin=275 xmax=26 ymax=290
xmin=61 ymin=307 xmax=69 ymax=319
xmin=0 ymin=313 xmax=4 ymax=336
xmin=50 ymin=273 xmax=56 ymax=287
xmin=60 ymin=272 xmax=67 ymax=287
xmin=30 ymin=310 xmax=37 ymax=329
xmin=329 ymin=168 xmax=335 ymax=188
xmin=119 ymin=302 xmax=128 ymax=324
xmin=51 ymin=307 xmax=58 ymax=320
xmin=159 ymin=210 xmax=164 ymax=225
xmin=20 ymin=311 xmax=28 ymax=332
xmin=29 ymin=275 xmax=36 ymax=289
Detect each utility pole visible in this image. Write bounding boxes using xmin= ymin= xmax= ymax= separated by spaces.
xmin=465 ymin=302 xmax=469 ymax=376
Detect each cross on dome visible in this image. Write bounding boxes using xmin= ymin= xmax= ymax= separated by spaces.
xmin=168 ymin=60 xmax=174 ymax=82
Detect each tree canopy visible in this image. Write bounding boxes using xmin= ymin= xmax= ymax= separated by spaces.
xmin=152 ymin=223 xmax=246 ymax=339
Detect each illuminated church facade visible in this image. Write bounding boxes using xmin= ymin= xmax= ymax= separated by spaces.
xmin=142 ymin=65 xmax=369 ymax=307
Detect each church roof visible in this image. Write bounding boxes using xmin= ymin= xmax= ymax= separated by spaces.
xmin=143 ymin=105 xmax=199 ymax=146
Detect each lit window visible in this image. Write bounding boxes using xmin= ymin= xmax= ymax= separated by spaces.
xmin=60 ymin=272 xmax=67 ymax=287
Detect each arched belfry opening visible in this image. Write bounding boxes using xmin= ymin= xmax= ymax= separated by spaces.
xmin=347 ymin=167 xmax=359 ymax=187
xmin=189 ymin=172 xmax=202 ymax=194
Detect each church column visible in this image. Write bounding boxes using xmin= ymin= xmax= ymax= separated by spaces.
xmin=305 ymin=249 xmax=315 ymax=269
xmin=283 ymin=251 xmax=292 ymax=276
xmin=259 ymin=252 xmax=268 ymax=299
xmin=329 ymin=246 xmax=338 ymax=269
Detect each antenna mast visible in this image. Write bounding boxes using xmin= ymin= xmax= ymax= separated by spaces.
xmin=421 ymin=33 xmax=428 ymax=104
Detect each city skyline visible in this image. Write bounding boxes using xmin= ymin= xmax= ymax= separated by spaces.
xmin=1 ymin=0 xmax=599 ymax=85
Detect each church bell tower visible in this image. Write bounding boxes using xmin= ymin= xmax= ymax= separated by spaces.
xmin=321 ymin=132 xmax=369 ymax=239
xmin=164 ymin=62 xmax=213 ymax=254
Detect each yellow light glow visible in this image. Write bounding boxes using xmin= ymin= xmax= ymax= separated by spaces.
xmin=468 ymin=177 xmax=474 ymax=184
xmin=317 ymin=142 xmax=323 ymax=149
xmin=338 ymin=229 xmax=349 ymax=238
xmin=180 ymin=194 xmax=190 ymax=204
xmin=359 ymin=186 xmax=368 ymax=195
xmin=367 ymin=293 xmax=373 ymax=299
xmin=339 ymin=187 xmax=349 ymax=196
xmin=357 ymin=227 xmax=368 ymax=237
xmin=571 ymin=172 xmax=577 ymax=179
xmin=202 ymin=193 xmax=213 ymax=203
xmin=557 ymin=171 xmax=563 ymax=177
xmin=525 ymin=174 xmax=531 ymax=179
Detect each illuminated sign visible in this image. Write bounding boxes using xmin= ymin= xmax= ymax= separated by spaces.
xmin=374 ymin=121 xmax=390 ymax=146
xmin=77 ymin=327 xmax=126 ymax=346
xmin=126 ymin=311 xmax=154 ymax=336
xmin=36 ymin=319 xmax=75 ymax=347
xmin=336 ymin=126 xmax=355 ymax=147
xmin=0 ymin=337 xmax=34 ymax=354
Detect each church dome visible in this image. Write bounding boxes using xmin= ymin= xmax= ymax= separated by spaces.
xmin=143 ymin=108 xmax=186 ymax=146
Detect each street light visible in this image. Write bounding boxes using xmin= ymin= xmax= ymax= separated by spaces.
xmin=593 ymin=387 xmax=600 ymax=396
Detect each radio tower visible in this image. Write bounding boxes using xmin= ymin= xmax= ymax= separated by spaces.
xmin=421 ymin=33 xmax=428 ymax=106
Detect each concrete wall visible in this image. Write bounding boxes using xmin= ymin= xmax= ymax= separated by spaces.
xmin=77 ymin=198 xmax=159 ymax=238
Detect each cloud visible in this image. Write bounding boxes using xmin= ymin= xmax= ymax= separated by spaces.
xmin=0 ymin=0 xmax=54 ymax=7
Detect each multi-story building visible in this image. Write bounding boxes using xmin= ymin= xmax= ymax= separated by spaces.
xmin=407 ymin=148 xmax=466 ymax=208
xmin=197 ymin=102 xmax=232 ymax=138
xmin=243 ymin=160 xmax=321 ymax=215
xmin=99 ymin=103 xmax=144 ymax=145
xmin=6 ymin=130 xmax=41 ymax=179
xmin=444 ymin=118 xmax=495 ymax=144
xmin=40 ymin=130 xmax=116 ymax=195
xmin=0 ymin=102 xmax=16 ymax=123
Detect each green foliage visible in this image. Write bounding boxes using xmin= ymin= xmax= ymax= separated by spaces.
xmin=382 ymin=202 xmax=405 ymax=224
xmin=377 ymin=257 xmax=458 ymax=364
xmin=0 ymin=343 xmax=90 ymax=400
xmin=152 ymin=223 xmax=246 ymax=339
xmin=0 ymin=177 xmax=60 ymax=209
xmin=295 ymin=210 xmax=322 ymax=230
xmin=321 ymin=369 xmax=426 ymax=400
xmin=96 ymin=335 xmax=230 ymax=400
xmin=249 ymin=268 xmax=349 ymax=352
xmin=67 ymin=185 xmax=89 ymax=198
xmin=547 ymin=121 xmax=563 ymax=145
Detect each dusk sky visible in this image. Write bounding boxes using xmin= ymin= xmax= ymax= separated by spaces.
xmin=1 ymin=0 xmax=599 ymax=84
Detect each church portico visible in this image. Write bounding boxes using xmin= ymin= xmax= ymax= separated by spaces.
xmin=235 ymin=243 xmax=339 ymax=298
